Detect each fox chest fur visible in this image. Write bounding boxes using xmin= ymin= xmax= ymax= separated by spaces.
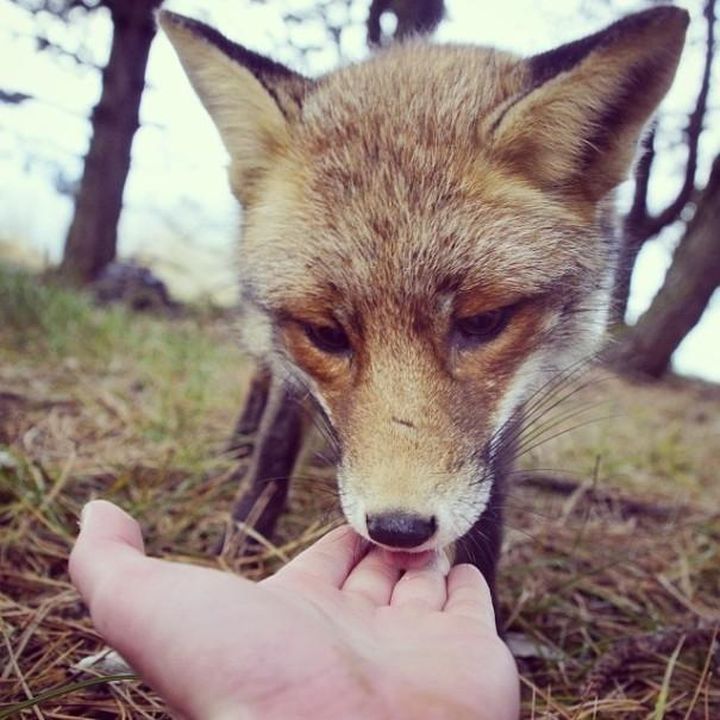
xmin=160 ymin=7 xmax=687 ymax=591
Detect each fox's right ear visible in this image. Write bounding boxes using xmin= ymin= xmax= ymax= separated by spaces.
xmin=158 ymin=10 xmax=313 ymax=204
xmin=488 ymin=6 xmax=688 ymax=202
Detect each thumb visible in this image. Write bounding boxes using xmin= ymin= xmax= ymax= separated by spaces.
xmin=69 ymin=500 xmax=146 ymax=607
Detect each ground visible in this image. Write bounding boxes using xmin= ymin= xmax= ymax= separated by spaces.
xmin=0 ymin=266 xmax=718 ymax=719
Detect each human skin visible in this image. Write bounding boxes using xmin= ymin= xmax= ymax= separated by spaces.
xmin=69 ymin=500 xmax=519 ymax=720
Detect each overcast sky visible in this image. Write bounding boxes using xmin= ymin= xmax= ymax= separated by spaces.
xmin=0 ymin=0 xmax=718 ymax=379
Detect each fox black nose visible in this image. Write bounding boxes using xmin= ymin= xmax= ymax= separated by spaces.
xmin=366 ymin=512 xmax=436 ymax=548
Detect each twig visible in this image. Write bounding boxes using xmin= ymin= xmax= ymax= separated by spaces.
xmin=0 ymin=620 xmax=46 ymax=720
xmin=514 ymin=472 xmax=691 ymax=521
xmin=683 ymin=625 xmax=719 ymax=720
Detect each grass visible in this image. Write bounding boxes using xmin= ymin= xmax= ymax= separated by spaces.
xmin=0 ymin=264 xmax=103 ymax=356
xmin=0 ymin=266 xmax=718 ymax=718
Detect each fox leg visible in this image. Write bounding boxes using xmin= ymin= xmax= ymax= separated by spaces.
xmin=226 ymin=368 xmax=305 ymax=548
xmin=226 ymin=367 xmax=273 ymax=466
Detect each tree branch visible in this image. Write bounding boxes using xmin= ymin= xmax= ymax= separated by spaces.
xmin=34 ymin=35 xmax=101 ymax=68
xmin=0 ymin=89 xmax=32 ymax=104
xmin=625 ymin=121 xmax=656 ymax=232
xmin=638 ymin=0 xmax=716 ymax=241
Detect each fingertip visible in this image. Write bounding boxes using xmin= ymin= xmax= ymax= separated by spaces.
xmin=448 ymin=562 xmax=486 ymax=583
xmin=70 ymin=500 xmax=146 ymax=600
xmin=342 ymin=546 xmax=402 ymax=606
xmin=79 ymin=500 xmax=145 ymax=551
xmin=436 ymin=550 xmax=451 ymax=576
xmin=444 ymin=563 xmax=496 ymax=627
xmin=275 ymin=525 xmax=369 ymax=588
xmin=447 ymin=563 xmax=491 ymax=600
xmin=313 ymin=524 xmax=369 ymax=566
xmin=389 ymin=562 xmax=448 ymax=611
xmin=324 ymin=524 xmax=365 ymax=550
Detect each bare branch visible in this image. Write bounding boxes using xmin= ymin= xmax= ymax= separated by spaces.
xmin=0 ymin=89 xmax=33 ymax=104
xmin=639 ymin=0 xmax=716 ymax=241
xmin=34 ymin=34 xmax=101 ymax=68
xmin=625 ymin=121 xmax=656 ymax=232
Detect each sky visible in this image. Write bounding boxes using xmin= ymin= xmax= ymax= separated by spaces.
xmin=0 ymin=0 xmax=719 ymax=380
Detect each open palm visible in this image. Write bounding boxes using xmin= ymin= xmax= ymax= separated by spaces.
xmin=70 ymin=500 xmax=519 ymax=720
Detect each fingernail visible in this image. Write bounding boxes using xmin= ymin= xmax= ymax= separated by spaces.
xmin=80 ymin=502 xmax=94 ymax=529
xmin=436 ymin=550 xmax=451 ymax=575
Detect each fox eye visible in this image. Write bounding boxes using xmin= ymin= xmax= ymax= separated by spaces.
xmin=303 ymin=322 xmax=351 ymax=354
xmin=454 ymin=307 xmax=511 ymax=344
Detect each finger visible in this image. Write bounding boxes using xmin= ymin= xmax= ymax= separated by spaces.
xmin=390 ymin=555 xmax=449 ymax=611
xmin=69 ymin=500 xmax=146 ymax=604
xmin=68 ymin=500 xmax=168 ymax=655
xmin=443 ymin=564 xmax=496 ymax=630
xmin=273 ymin=525 xmax=369 ymax=588
xmin=341 ymin=547 xmax=401 ymax=606
xmin=69 ymin=507 xmax=259 ymax=720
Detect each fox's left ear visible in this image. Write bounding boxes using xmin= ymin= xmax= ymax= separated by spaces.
xmin=158 ymin=11 xmax=314 ymax=204
xmin=489 ymin=6 xmax=689 ymax=201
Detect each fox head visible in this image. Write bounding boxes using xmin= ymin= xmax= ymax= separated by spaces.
xmin=159 ymin=8 xmax=687 ymax=554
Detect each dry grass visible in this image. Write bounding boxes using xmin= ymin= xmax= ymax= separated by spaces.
xmin=0 ymin=268 xmax=718 ymax=718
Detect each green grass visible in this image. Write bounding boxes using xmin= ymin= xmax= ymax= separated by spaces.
xmin=0 ymin=264 xmax=105 ymax=355
xmin=0 ymin=263 xmax=250 ymax=474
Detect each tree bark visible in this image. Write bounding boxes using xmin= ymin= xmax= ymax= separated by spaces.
xmin=608 ymin=154 xmax=720 ymax=378
xmin=60 ymin=1 xmax=159 ymax=283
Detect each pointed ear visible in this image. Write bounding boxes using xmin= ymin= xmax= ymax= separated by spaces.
xmin=157 ymin=11 xmax=313 ymax=204
xmin=489 ymin=7 xmax=689 ymax=201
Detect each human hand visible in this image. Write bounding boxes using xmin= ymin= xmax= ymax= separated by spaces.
xmin=69 ymin=500 xmax=519 ymax=720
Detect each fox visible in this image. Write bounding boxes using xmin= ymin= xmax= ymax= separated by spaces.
xmin=158 ymin=6 xmax=687 ymax=597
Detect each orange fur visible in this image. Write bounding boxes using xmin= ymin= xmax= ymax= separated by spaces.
xmin=160 ymin=7 xmax=687 ymax=567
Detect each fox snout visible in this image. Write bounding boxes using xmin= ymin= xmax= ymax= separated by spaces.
xmin=336 ymin=399 xmax=499 ymax=554
xmin=339 ymin=462 xmax=492 ymax=554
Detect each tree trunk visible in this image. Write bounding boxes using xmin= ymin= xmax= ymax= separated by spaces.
xmin=608 ymin=154 xmax=720 ymax=378
xmin=60 ymin=1 xmax=158 ymax=283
